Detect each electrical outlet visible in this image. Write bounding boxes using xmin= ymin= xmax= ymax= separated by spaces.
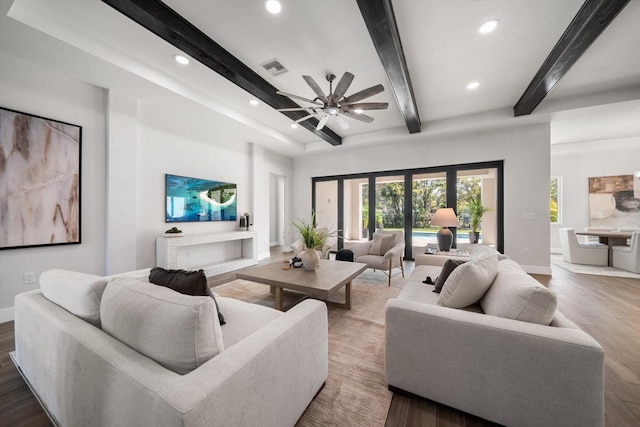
xmin=523 ymin=248 xmax=530 ymax=255
xmin=23 ymin=272 xmax=36 ymax=285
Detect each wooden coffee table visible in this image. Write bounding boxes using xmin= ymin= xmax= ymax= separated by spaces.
xmin=236 ymin=259 xmax=368 ymax=311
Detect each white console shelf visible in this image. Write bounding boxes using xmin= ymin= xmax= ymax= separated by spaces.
xmin=156 ymin=231 xmax=257 ymax=277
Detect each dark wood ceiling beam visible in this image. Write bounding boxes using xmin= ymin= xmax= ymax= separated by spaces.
xmin=514 ymin=0 xmax=630 ymax=116
xmin=101 ymin=0 xmax=342 ymax=146
xmin=355 ymin=0 xmax=421 ymax=134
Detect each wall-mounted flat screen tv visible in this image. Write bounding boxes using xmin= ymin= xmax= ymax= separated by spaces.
xmin=165 ymin=174 xmax=237 ymax=222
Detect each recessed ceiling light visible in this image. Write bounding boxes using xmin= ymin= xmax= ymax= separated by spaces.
xmin=290 ymin=123 xmax=298 ymax=129
xmin=173 ymin=54 xmax=189 ymax=65
xmin=249 ymin=99 xmax=259 ymax=106
xmin=265 ymin=0 xmax=282 ymax=14
xmin=354 ymin=108 xmax=364 ymax=114
xmin=479 ymin=19 xmax=499 ymax=34
xmin=466 ymin=81 xmax=480 ymax=90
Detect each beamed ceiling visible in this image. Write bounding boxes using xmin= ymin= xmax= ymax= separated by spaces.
xmin=2 ymin=0 xmax=640 ymax=156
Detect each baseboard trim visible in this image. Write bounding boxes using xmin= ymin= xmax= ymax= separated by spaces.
xmin=550 ymin=247 xmax=562 ymax=255
xmin=0 ymin=307 xmax=15 ymax=323
xmin=521 ymin=265 xmax=552 ymax=275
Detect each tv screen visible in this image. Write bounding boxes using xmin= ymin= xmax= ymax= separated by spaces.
xmin=165 ymin=174 xmax=237 ymax=222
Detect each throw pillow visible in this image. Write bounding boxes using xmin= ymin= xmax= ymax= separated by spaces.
xmin=149 ymin=267 xmax=225 ymax=325
xmin=433 ymin=259 xmax=467 ymax=293
xmin=101 ymin=277 xmax=223 ymax=375
xmin=40 ymin=269 xmax=109 ymax=327
xmin=369 ymin=233 xmax=396 ymax=255
xmin=438 ymin=255 xmax=499 ymax=308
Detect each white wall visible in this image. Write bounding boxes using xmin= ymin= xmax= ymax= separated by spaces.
xmin=550 ymin=137 xmax=640 ymax=252
xmin=294 ymin=124 xmax=551 ymax=273
xmin=0 ymin=53 xmax=107 ymax=321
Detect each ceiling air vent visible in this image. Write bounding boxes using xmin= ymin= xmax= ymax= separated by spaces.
xmin=260 ymin=58 xmax=288 ymax=76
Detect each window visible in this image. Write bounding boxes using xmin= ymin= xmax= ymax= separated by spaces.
xmin=550 ymin=177 xmax=561 ymax=224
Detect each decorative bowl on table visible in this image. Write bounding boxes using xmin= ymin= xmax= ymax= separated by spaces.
xmin=164 ymin=227 xmax=183 ymax=237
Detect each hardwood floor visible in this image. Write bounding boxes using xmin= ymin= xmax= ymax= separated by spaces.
xmin=1 ymin=251 xmax=639 ymax=427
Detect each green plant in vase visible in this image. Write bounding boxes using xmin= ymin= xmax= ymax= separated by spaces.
xmin=468 ymin=198 xmax=490 ymax=244
xmin=292 ymin=212 xmax=337 ymax=270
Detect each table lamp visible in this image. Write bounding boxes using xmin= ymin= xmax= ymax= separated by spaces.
xmin=430 ymin=208 xmax=460 ymax=251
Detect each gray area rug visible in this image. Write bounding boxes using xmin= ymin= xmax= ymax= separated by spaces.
xmin=550 ymin=254 xmax=640 ymax=279
xmin=214 ymin=269 xmax=408 ymax=427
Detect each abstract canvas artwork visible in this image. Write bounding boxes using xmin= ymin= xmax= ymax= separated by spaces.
xmin=588 ymin=173 xmax=640 ymax=229
xmin=0 ymin=107 xmax=81 ymax=249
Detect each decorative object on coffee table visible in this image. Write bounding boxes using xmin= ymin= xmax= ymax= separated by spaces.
xmin=292 ymin=212 xmax=336 ymax=270
xmin=430 ymin=208 xmax=460 ymax=251
xmin=468 ymin=198 xmax=490 ymax=244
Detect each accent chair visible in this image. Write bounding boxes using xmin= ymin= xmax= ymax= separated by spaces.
xmin=559 ymin=228 xmax=608 ymax=266
xmin=351 ymin=230 xmax=405 ymax=286
xmin=612 ymin=231 xmax=640 ymax=273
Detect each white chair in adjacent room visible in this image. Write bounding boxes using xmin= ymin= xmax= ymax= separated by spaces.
xmin=612 ymin=231 xmax=640 ymax=273
xmin=559 ymin=228 xmax=608 ymax=266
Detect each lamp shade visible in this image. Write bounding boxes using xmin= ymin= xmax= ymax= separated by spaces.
xmin=430 ymin=208 xmax=460 ymax=228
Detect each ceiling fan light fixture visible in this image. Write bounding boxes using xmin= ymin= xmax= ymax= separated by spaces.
xmin=173 ymin=54 xmax=189 ymax=65
xmin=264 ymin=0 xmax=281 ymax=14
xmin=354 ymin=108 xmax=364 ymax=114
xmin=466 ymin=81 xmax=480 ymax=90
xmin=479 ymin=19 xmax=499 ymax=34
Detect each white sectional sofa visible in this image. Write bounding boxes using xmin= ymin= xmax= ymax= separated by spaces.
xmin=13 ymin=269 xmax=328 ymax=427
xmin=385 ymin=247 xmax=605 ymax=427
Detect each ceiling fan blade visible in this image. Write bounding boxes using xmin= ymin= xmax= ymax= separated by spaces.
xmin=336 ymin=114 xmax=350 ymax=130
xmin=277 ymin=107 xmax=316 ymax=112
xmin=276 ymin=91 xmax=322 ymax=105
xmin=342 ymin=110 xmax=374 ymax=123
xmin=343 ymin=102 xmax=389 ymax=111
xmin=332 ymin=72 xmax=354 ymax=101
xmin=295 ymin=114 xmax=317 ymax=124
xmin=341 ymin=84 xmax=385 ymax=104
xmin=302 ymin=76 xmax=328 ymax=104
xmin=317 ymin=114 xmax=330 ymax=130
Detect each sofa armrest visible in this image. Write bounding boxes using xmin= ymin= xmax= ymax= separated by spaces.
xmin=351 ymin=241 xmax=372 ymax=258
xmin=170 ymin=299 xmax=328 ymax=426
xmin=385 ymin=298 xmax=603 ymax=427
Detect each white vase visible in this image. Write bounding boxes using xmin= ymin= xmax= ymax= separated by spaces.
xmin=301 ymin=247 xmax=320 ymax=271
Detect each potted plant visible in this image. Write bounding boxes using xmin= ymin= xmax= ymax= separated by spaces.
xmin=292 ymin=212 xmax=336 ymax=270
xmin=468 ymin=198 xmax=489 ymax=244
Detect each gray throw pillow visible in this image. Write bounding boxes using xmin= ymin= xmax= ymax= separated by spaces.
xmin=433 ymin=259 xmax=467 ymax=293
xmin=369 ymin=233 xmax=396 ymax=255
xmin=149 ymin=267 xmax=225 ymax=325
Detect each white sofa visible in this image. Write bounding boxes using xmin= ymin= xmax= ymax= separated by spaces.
xmin=385 ymin=247 xmax=604 ymax=427
xmin=13 ymin=269 xmax=328 ymax=427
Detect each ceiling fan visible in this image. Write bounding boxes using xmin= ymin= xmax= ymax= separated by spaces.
xmin=276 ymin=72 xmax=388 ymax=130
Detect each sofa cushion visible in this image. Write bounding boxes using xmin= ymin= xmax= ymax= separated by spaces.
xmin=479 ymin=259 xmax=557 ymax=325
xmin=433 ymin=259 xmax=467 ymax=293
xmin=40 ymin=269 xmax=108 ymax=326
xmin=149 ymin=267 xmax=225 ymax=325
xmin=369 ymin=232 xmax=396 ymax=255
xmin=438 ymin=255 xmax=498 ymax=308
xmin=101 ymin=277 xmax=224 ymax=375
xmin=398 ymin=282 xmax=484 ymax=313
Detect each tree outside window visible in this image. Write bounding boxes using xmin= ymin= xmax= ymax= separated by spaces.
xmin=550 ymin=177 xmax=561 ymax=223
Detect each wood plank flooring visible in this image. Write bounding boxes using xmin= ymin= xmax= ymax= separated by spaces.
xmin=1 ymin=250 xmax=639 ymax=426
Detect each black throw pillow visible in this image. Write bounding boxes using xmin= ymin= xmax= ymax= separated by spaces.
xmin=149 ymin=267 xmax=225 ymax=325
xmin=433 ymin=259 xmax=467 ymax=293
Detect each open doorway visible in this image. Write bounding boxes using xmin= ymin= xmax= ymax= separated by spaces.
xmin=269 ymin=174 xmax=286 ymax=247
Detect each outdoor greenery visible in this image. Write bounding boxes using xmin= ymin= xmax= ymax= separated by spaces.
xmin=550 ymin=177 xmax=559 ymax=223
xmin=363 ymin=177 xmax=485 ymax=231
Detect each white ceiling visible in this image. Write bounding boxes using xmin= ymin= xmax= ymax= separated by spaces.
xmin=2 ymin=0 xmax=640 ymax=156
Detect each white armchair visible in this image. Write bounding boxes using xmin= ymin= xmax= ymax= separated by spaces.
xmin=351 ymin=230 xmax=405 ymax=286
xmin=612 ymin=231 xmax=640 ymax=273
xmin=559 ymin=228 xmax=608 ymax=266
